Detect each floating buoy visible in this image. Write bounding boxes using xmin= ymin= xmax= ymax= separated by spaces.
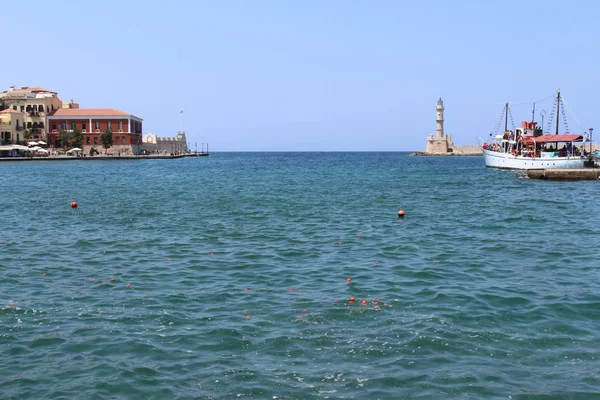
xmin=397 ymin=209 xmax=405 ymax=218
xmin=346 ymin=277 xmax=352 ymax=284
xmin=71 ymin=202 xmax=78 ymax=209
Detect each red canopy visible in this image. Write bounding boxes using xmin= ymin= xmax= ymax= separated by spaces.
xmin=523 ymin=134 xmax=583 ymax=144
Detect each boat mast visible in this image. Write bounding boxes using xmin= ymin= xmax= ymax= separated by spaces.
xmin=531 ymin=103 xmax=535 ymax=123
xmin=555 ymin=90 xmax=561 ymax=135
xmin=504 ymin=102 xmax=509 ymax=131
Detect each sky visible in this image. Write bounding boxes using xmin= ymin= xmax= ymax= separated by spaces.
xmin=4 ymin=0 xmax=598 ymax=151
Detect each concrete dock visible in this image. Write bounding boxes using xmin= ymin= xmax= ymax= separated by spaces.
xmin=527 ymin=169 xmax=600 ymax=181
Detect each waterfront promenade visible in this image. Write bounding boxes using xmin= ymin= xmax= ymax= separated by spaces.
xmin=0 ymin=153 xmax=208 ymax=162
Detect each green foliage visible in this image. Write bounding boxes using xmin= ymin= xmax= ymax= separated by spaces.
xmin=58 ymin=129 xmax=69 ymax=148
xmin=58 ymin=128 xmax=83 ymax=149
xmin=101 ymin=128 xmax=113 ymax=150
xmin=70 ymin=128 xmax=83 ymax=148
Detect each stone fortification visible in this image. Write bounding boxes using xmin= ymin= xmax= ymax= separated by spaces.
xmin=142 ymin=132 xmax=188 ymax=155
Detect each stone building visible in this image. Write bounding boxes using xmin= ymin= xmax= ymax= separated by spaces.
xmin=0 ymin=86 xmax=63 ymax=144
xmin=46 ymin=107 xmax=144 ymax=155
xmin=142 ymin=131 xmax=188 ymax=155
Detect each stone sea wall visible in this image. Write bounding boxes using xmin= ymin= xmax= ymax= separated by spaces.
xmin=410 ymin=144 xmax=482 ymax=156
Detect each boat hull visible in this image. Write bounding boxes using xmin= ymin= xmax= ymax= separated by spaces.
xmin=482 ymin=149 xmax=586 ymax=170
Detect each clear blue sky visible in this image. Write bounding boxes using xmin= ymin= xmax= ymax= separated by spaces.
xmin=5 ymin=0 xmax=598 ymax=151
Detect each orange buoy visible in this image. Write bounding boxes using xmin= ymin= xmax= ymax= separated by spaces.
xmin=397 ymin=209 xmax=405 ymax=218
xmin=71 ymin=202 xmax=78 ymax=209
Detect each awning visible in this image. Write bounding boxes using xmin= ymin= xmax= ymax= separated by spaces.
xmin=523 ymin=134 xmax=584 ymax=144
xmin=0 ymin=145 xmax=32 ymax=151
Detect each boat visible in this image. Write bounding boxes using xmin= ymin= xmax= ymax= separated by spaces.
xmin=479 ymin=90 xmax=594 ymax=170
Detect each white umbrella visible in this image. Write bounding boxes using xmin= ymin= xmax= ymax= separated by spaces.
xmin=38 ymin=140 xmax=46 ymax=145
xmin=31 ymin=146 xmax=42 ymax=150
xmin=36 ymin=148 xmax=48 ymax=153
xmin=67 ymin=148 xmax=82 ymax=153
xmin=28 ymin=141 xmax=39 ymax=146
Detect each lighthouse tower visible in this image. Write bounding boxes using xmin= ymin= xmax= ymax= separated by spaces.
xmin=425 ymin=97 xmax=454 ymax=154
xmin=436 ymin=98 xmax=444 ymax=138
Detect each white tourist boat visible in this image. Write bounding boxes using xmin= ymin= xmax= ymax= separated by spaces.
xmin=479 ymin=90 xmax=594 ymax=170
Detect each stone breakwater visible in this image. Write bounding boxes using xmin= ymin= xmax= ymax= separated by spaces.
xmin=410 ymin=144 xmax=482 ymax=156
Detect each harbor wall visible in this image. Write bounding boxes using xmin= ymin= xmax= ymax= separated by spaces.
xmin=410 ymin=143 xmax=482 ymax=156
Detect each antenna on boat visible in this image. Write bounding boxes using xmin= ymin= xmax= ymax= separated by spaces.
xmin=531 ymin=103 xmax=536 ymax=123
xmin=504 ymin=102 xmax=509 ymax=131
xmin=555 ymin=89 xmax=561 ymax=135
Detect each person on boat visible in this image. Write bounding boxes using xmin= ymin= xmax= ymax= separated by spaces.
xmin=559 ymin=144 xmax=567 ymax=157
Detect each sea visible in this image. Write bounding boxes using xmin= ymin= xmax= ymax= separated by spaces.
xmin=1 ymin=152 xmax=599 ymax=400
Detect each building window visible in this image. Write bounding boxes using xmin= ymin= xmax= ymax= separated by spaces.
xmin=82 ymin=122 xmax=86 ymax=130
xmin=20 ymin=106 xmax=24 ymax=112
xmin=71 ymin=122 xmax=76 ymax=130
xmin=94 ymin=137 xmax=98 ymax=145
xmin=95 ymin=121 xmax=99 ymax=130
xmin=27 ymin=122 xmax=32 ymax=128
xmin=61 ymin=122 xmax=66 ymax=130
xmin=52 ymin=122 xmax=57 ymax=130
xmin=119 ymin=121 xmax=123 ymax=131
xmin=107 ymin=121 xmax=111 ymax=130
xmin=12 ymin=105 xmax=16 ymax=110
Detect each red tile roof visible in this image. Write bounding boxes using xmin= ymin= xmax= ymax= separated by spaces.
xmin=0 ymin=108 xmax=24 ymax=114
xmin=50 ymin=108 xmax=131 ymax=117
xmin=2 ymin=87 xmax=57 ymax=94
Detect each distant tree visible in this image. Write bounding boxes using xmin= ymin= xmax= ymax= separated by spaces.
xmin=58 ymin=129 xmax=69 ymax=149
xmin=101 ymin=128 xmax=113 ymax=154
xmin=70 ymin=128 xmax=83 ymax=149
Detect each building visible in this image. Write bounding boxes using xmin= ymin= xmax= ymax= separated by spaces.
xmin=0 ymin=108 xmax=26 ymax=144
xmin=0 ymin=85 xmax=63 ymax=144
xmin=142 ymin=131 xmax=188 ymax=155
xmin=421 ymin=98 xmax=481 ymax=156
xmin=46 ymin=108 xmax=144 ymax=155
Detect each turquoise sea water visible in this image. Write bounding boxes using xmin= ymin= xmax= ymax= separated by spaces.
xmin=1 ymin=152 xmax=600 ymax=399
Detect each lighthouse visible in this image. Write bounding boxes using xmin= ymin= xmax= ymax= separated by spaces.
xmin=436 ymin=98 xmax=444 ymax=138
xmin=418 ymin=97 xmax=482 ymax=155
xmin=424 ymin=97 xmax=454 ymax=154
